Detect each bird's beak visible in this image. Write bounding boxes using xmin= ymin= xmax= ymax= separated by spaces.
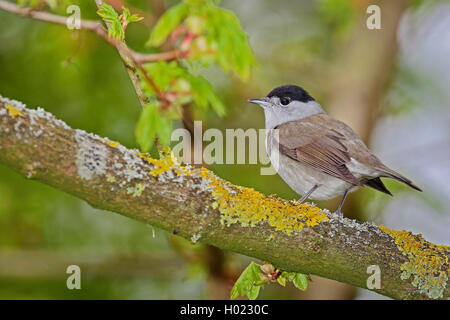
xmin=248 ymin=97 xmax=270 ymax=107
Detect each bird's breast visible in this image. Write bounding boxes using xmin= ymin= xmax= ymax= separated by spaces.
xmin=265 ymin=131 xmax=354 ymax=200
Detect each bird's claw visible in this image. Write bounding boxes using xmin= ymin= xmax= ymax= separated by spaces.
xmin=334 ymin=209 xmax=344 ymax=218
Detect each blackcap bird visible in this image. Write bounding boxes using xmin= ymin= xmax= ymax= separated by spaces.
xmin=249 ymin=84 xmax=422 ymax=216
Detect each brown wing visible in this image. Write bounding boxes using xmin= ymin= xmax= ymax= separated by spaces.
xmin=309 ymin=115 xmax=422 ymax=191
xmin=275 ymin=116 xmax=362 ymax=186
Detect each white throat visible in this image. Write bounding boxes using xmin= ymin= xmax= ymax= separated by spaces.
xmin=264 ymin=100 xmax=324 ymax=129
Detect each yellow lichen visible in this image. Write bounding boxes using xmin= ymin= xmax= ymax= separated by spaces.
xmin=379 ymin=225 xmax=449 ymax=299
xmin=137 ymin=148 xmax=192 ymax=177
xmin=105 ymin=140 xmax=119 ymax=148
xmin=199 ymin=168 xmax=328 ymax=235
xmin=136 ymin=149 xmax=328 ymax=235
xmin=6 ymin=104 xmax=23 ymax=119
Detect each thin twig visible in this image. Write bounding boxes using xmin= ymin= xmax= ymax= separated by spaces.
xmin=93 ymin=0 xmax=168 ymax=105
xmin=0 ymin=0 xmax=179 ymax=105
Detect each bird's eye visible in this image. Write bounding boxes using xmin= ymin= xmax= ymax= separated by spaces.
xmin=280 ymin=97 xmax=291 ymax=105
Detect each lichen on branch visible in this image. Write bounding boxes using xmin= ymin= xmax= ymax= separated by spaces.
xmin=141 ymin=150 xmax=329 ymax=235
xmin=380 ymin=225 xmax=449 ymax=299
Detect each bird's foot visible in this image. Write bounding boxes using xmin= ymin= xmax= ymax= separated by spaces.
xmin=334 ymin=209 xmax=344 ymax=218
xmin=297 ymin=185 xmax=319 ymax=204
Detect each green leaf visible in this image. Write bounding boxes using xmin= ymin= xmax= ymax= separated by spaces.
xmin=109 ymin=20 xmax=125 ymax=41
xmin=135 ymin=103 xmax=161 ymax=152
xmin=204 ymin=6 xmax=256 ymax=81
xmin=143 ymin=61 xmax=186 ymax=93
xmin=157 ymin=116 xmax=173 ymax=146
xmin=147 ymin=3 xmax=189 ymax=47
xmin=97 ymin=4 xmax=126 ymax=40
xmin=293 ymin=273 xmax=308 ymax=291
xmin=97 ymin=3 xmax=120 ymax=22
xmin=185 ymin=73 xmax=226 ymax=116
xmin=230 ymin=285 xmax=240 ymax=300
xmin=284 ymin=272 xmax=296 ymax=282
xmin=246 ymin=285 xmax=260 ymax=300
xmin=129 ymin=14 xmax=144 ymax=23
xmin=142 ymin=61 xmax=225 ymax=117
xmin=277 ymin=273 xmax=287 ymax=286
xmin=230 ymin=262 xmax=261 ymax=300
xmin=122 ymin=7 xmax=144 ymax=24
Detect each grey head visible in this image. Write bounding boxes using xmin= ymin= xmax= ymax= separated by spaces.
xmin=249 ymin=85 xmax=324 ymax=129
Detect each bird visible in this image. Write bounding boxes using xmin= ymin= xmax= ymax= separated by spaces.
xmin=249 ymin=84 xmax=422 ymax=216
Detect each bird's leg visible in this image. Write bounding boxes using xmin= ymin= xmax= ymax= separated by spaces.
xmin=335 ymin=188 xmax=351 ymax=217
xmin=298 ymin=184 xmax=319 ymax=203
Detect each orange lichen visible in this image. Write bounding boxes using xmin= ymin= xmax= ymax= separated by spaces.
xmin=6 ymin=104 xmax=23 ymax=119
xmin=137 ymin=149 xmax=328 ymax=235
xmin=379 ymin=225 xmax=449 ymax=299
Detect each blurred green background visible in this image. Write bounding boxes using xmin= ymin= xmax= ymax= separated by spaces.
xmin=0 ymin=0 xmax=449 ymax=299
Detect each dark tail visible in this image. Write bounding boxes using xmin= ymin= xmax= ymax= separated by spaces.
xmin=365 ymin=177 xmax=393 ymax=195
xmin=378 ymin=168 xmax=422 ymax=192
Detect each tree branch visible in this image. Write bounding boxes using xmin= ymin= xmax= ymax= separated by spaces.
xmin=0 ymin=96 xmax=448 ymax=300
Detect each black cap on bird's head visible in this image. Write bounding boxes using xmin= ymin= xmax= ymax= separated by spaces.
xmin=267 ymin=85 xmax=315 ymax=103
xmin=249 ymin=84 xmax=315 ymax=107
xmin=249 ymin=84 xmax=324 ymax=128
